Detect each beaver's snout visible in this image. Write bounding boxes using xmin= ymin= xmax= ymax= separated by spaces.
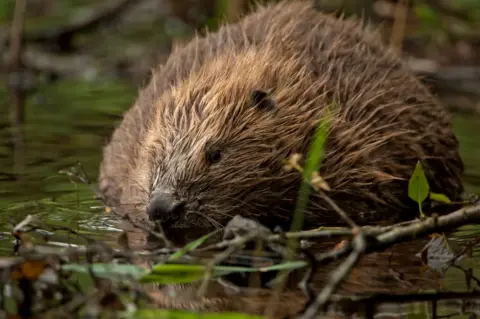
xmin=147 ymin=188 xmax=185 ymax=224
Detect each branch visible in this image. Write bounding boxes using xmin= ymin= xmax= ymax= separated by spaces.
xmin=332 ymin=291 xmax=480 ymax=305
xmin=6 ymin=0 xmax=27 ymax=179
xmin=299 ymin=233 xmax=367 ymax=319
xmin=20 ymin=46 xmax=97 ymax=77
xmin=296 ymin=203 xmax=480 ymax=318
xmin=424 ymin=0 xmax=470 ymax=21
xmin=23 ymin=0 xmax=137 ymax=51
xmin=314 ymin=204 xmax=480 ymax=266
xmin=408 ymin=58 xmax=480 ymax=98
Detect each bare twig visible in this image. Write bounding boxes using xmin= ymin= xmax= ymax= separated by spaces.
xmin=390 ymin=0 xmax=408 ymax=52
xmin=197 ymin=231 xmax=260 ymax=298
xmin=13 ymin=214 xmax=36 ymax=234
xmin=314 ymin=203 xmax=480 ymax=266
xmin=285 ymin=155 xmax=358 ymax=229
xmin=299 ymin=233 xmax=367 ymax=319
xmin=7 ymin=0 xmax=27 ymax=179
xmin=122 ymin=213 xmax=173 ymax=249
xmin=331 ymin=291 xmax=480 ymax=305
xmin=268 ymin=228 xmax=353 ymax=241
xmin=6 ymin=0 xmax=26 ymax=71
xmin=373 ymin=205 xmax=480 ymax=250
xmin=24 ymin=0 xmax=137 ymax=52
xmin=198 ymin=228 xmax=352 ymax=253
xmin=292 ymin=204 xmax=480 ymax=318
xmin=447 ymin=236 xmax=480 ymax=267
xmin=198 ymin=219 xmax=433 ymax=254
xmin=318 ymin=190 xmax=358 ymax=229
xmin=408 ymin=58 xmax=480 ymax=98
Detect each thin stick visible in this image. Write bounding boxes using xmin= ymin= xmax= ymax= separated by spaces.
xmin=7 ymin=0 xmax=27 ymax=179
xmin=318 ymin=190 xmax=358 ymax=229
xmin=299 ymin=233 xmax=367 ymax=319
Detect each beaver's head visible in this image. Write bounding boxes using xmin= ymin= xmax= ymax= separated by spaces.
xmin=132 ymin=48 xmax=327 ymax=230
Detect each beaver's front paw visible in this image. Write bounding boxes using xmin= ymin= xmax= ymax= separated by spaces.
xmin=223 ymin=215 xmax=272 ymax=240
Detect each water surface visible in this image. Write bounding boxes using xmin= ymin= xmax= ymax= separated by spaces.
xmin=0 ymin=78 xmax=479 ymax=318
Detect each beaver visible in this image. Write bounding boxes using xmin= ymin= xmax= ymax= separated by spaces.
xmin=98 ymin=0 xmax=464 ymax=232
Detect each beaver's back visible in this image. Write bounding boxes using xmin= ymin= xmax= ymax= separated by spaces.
xmin=99 ymin=0 xmax=463 ymax=225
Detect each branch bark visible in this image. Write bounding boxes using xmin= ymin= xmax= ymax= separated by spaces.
xmin=7 ymin=0 xmax=27 ymax=180
xmin=23 ymin=0 xmax=137 ymax=52
xmin=298 ymin=203 xmax=480 ymax=318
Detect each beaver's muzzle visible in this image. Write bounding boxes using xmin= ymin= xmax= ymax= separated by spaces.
xmin=147 ymin=188 xmax=185 ymax=224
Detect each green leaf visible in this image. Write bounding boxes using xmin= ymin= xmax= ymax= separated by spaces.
xmin=133 ymin=309 xmax=265 ymax=319
xmin=291 ymin=107 xmax=333 ymax=233
xmin=168 ymin=231 xmax=216 ymax=262
xmin=414 ymin=3 xmax=442 ymax=31
xmin=429 ymin=192 xmax=452 ymax=204
xmin=303 ymin=113 xmax=331 ymax=180
xmin=0 ymin=0 xmax=14 ymax=23
xmin=140 ymin=264 xmax=248 ymax=284
xmin=62 ymin=263 xmax=147 ymax=280
xmin=257 ymin=260 xmax=307 ymax=272
xmin=408 ymin=161 xmax=430 ymax=217
xmin=140 ymin=261 xmax=308 ymax=285
xmin=140 ymin=264 xmax=207 ymax=284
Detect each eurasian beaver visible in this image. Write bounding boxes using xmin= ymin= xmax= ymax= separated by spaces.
xmin=98 ymin=0 xmax=464 ymax=232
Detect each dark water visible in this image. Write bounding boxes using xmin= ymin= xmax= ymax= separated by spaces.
xmin=0 ymin=78 xmax=479 ymax=318
xmin=0 ymin=78 xmax=136 ymax=252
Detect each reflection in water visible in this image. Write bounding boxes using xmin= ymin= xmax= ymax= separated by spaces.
xmin=111 ymin=214 xmax=480 ymax=318
xmin=140 ymin=233 xmax=480 ymax=318
xmin=0 ymin=79 xmax=479 ymax=318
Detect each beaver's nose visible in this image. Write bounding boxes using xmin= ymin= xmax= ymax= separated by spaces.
xmin=147 ymin=189 xmax=185 ymax=223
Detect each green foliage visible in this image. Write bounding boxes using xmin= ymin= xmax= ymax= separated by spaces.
xmin=62 ymin=263 xmax=148 ymax=280
xmin=0 ymin=0 xmax=14 ymax=23
xmin=450 ymin=0 xmax=480 ymax=20
xmin=140 ymin=264 xmax=211 ymax=285
xmin=429 ymin=192 xmax=452 ymax=204
xmin=414 ymin=3 xmax=443 ymax=33
xmin=303 ymin=114 xmax=331 ymax=181
xmin=140 ymin=261 xmax=306 ymax=285
xmin=290 ymin=107 xmax=333 ymax=233
xmin=2 ymin=294 xmax=17 ymax=315
xmin=0 ymin=77 xmax=134 ymax=210
xmin=408 ymin=161 xmax=453 ymax=218
xmin=408 ymin=161 xmax=430 ymax=217
xmin=62 ymin=259 xmax=305 ymax=287
xmin=168 ymin=231 xmax=216 ymax=262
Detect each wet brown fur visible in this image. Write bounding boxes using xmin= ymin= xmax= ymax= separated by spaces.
xmin=99 ymin=1 xmax=464 ymax=229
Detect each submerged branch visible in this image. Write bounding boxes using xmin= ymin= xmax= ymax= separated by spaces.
xmin=300 ymin=233 xmax=367 ymax=319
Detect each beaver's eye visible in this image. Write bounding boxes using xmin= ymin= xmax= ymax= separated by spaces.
xmin=206 ymin=149 xmax=222 ymax=165
xmin=251 ymin=89 xmax=275 ymax=112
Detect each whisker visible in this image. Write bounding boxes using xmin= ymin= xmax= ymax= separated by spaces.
xmin=106 ymin=202 xmax=146 ymax=208
xmin=191 ymin=211 xmax=224 ymax=229
xmin=218 ymin=195 xmax=265 ymax=215
xmin=203 ymin=204 xmax=237 ymax=220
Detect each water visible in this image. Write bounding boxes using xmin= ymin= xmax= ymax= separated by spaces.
xmin=0 ymin=78 xmax=135 ymax=253
xmin=0 ymin=77 xmax=479 ymax=318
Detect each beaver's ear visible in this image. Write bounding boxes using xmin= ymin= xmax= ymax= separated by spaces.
xmin=251 ymin=90 xmax=275 ymax=112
